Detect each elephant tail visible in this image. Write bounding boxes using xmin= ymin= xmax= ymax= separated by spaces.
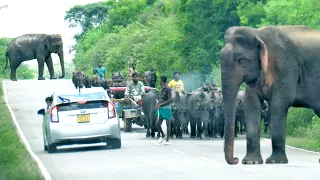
xmin=2 ymin=52 xmax=8 ymax=73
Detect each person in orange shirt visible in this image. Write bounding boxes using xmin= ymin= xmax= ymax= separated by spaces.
xmin=168 ymin=71 xmax=184 ymax=93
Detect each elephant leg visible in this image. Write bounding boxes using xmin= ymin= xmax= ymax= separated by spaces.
xmin=242 ymin=88 xmax=263 ymax=164
xmin=190 ymin=118 xmax=196 ymax=138
xmin=10 ymin=61 xmax=20 ymax=81
xmin=37 ymin=57 xmax=46 ymax=80
xmin=196 ymin=120 xmax=203 ymax=139
xmin=45 ymin=56 xmax=56 ymax=79
xmin=266 ymin=101 xmax=288 ymax=164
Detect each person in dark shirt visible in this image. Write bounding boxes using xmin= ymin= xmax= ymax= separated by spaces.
xmin=154 ymin=75 xmax=173 ymax=144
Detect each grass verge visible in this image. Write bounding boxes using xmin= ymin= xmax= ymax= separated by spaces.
xmin=260 ymin=109 xmax=320 ymax=153
xmin=0 ymin=79 xmax=44 ymax=179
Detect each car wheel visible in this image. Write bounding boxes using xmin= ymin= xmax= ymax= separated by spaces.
xmin=124 ymin=119 xmax=132 ymax=132
xmin=107 ymin=138 xmax=121 ymax=149
xmin=48 ymin=143 xmax=57 ymax=153
xmin=44 ymin=139 xmax=48 ymax=151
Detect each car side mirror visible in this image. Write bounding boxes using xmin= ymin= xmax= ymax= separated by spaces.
xmin=37 ymin=109 xmax=45 ymax=115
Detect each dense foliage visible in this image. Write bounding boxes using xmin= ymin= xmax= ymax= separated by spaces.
xmin=67 ymin=0 xmax=320 ymax=150
xmin=0 ymin=38 xmax=34 ymax=79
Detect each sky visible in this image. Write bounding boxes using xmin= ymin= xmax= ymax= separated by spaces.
xmin=0 ymin=0 xmax=103 ymax=66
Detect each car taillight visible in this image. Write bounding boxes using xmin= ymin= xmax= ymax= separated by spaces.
xmin=51 ymin=106 xmax=59 ymax=123
xmin=108 ymin=102 xmax=116 ymax=118
xmin=139 ymin=99 xmax=142 ymax=105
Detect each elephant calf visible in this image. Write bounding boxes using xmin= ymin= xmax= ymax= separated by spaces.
xmin=72 ymin=71 xmax=85 ymax=89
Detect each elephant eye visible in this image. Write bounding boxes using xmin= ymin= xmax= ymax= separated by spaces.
xmin=237 ymin=58 xmax=245 ymax=64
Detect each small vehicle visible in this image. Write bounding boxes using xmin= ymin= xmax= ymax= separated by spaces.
xmin=109 ymin=87 xmax=150 ymax=132
xmin=37 ymin=87 xmax=121 ymax=153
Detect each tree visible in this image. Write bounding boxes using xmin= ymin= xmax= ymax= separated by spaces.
xmin=64 ymin=1 xmax=114 ymax=42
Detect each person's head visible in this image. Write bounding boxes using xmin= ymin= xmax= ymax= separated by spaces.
xmin=173 ymin=71 xmax=180 ymax=81
xmin=98 ymin=62 xmax=102 ymax=67
xmin=132 ymin=72 xmax=139 ymax=83
xmin=45 ymin=96 xmax=53 ymax=107
xmin=160 ymin=75 xmax=167 ymax=85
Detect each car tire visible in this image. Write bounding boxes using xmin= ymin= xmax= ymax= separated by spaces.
xmin=48 ymin=143 xmax=57 ymax=153
xmin=124 ymin=119 xmax=132 ymax=132
xmin=43 ymin=138 xmax=48 ymax=151
xmin=108 ymin=138 xmax=121 ymax=149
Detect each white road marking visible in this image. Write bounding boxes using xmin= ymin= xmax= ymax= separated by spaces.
xmin=173 ymin=149 xmax=185 ymax=155
xmin=262 ymin=138 xmax=320 ymax=155
xmin=2 ymin=81 xmax=52 ymax=180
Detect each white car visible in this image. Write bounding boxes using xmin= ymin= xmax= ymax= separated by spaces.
xmin=37 ymin=87 xmax=121 ymax=153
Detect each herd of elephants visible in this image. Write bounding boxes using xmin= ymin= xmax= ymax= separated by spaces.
xmin=3 ymin=25 xmax=320 ymax=165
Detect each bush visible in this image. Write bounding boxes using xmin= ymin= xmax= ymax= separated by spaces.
xmin=286 ymin=107 xmax=315 ymax=137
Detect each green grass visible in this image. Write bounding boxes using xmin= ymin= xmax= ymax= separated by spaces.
xmin=0 ymin=79 xmax=44 ymax=179
xmin=260 ymin=112 xmax=320 ymax=153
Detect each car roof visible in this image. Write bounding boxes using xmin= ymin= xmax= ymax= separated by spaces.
xmin=53 ymin=87 xmax=107 ymax=96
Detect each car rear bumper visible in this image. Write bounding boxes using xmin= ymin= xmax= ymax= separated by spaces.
xmin=48 ymin=118 xmax=121 ymax=145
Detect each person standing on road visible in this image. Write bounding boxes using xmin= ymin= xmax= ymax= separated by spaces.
xmin=155 ymin=75 xmax=173 ymax=145
xmin=93 ymin=62 xmax=107 ymax=80
xmin=168 ymin=71 xmax=184 ymax=93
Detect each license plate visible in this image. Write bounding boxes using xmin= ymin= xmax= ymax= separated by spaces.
xmin=77 ymin=114 xmax=90 ymax=123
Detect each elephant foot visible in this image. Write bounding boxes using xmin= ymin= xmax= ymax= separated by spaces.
xmin=50 ymin=76 xmax=57 ymax=80
xmin=157 ymin=133 xmax=161 ymax=139
xmin=242 ymin=153 xmax=263 ymax=165
xmin=10 ymin=78 xmax=17 ymax=81
xmin=265 ymin=153 xmax=288 ymax=164
xmin=38 ymin=77 xmax=45 ymax=80
xmin=151 ymin=132 xmax=155 ymax=138
xmin=177 ymin=136 xmax=183 ymax=139
xmin=146 ymin=131 xmax=151 ymax=138
xmin=190 ymin=134 xmax=196 ymax=139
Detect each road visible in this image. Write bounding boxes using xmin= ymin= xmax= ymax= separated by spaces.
xmin=3 ymin=79 xmax=320 ymax=180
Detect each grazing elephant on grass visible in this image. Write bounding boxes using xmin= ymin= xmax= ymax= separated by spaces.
xmin=186 ymin=89 xmax=211 ymax=139
xmin=4 ymin=34 xmax=65 ymax=81
xmin=220 ymin=25 xmax=320 ymax=165
xmin=72 ymin=71 xmax=85 ymax=89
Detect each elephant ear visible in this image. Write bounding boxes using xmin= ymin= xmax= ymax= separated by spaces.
xmin=44 ymin=35 xmax=52 ymax=48
xmin=256 ymin=36 xmax=274 ymax=88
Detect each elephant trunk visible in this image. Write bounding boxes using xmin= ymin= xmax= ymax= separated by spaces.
xmin=58 ymin=50 xmax=65 ymax=78
xmin=221 ymin=72 xmax=242 ymax=165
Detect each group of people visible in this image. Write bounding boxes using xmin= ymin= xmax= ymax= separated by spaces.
xmin=124 ymin=69 xmax=185 ymax=145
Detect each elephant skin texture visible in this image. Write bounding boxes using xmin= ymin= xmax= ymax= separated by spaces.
xmin=208 ymin=88 xmax=224 ymax=138
xmin=186 ymin=89 xmax=211 ymax=139
xmin=4 ymin=34 xmax=65 ymax=81
xmin=220 ymin=25 xmax=320 ymax=165
xmin=171 ymin=90 xmax=187 ymax=139
xmin=143 ymin=70 xmax=157 ymax=88
xmin=142 ymin=89 xmax=160 ymax=138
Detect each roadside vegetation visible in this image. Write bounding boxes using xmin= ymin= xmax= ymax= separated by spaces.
xmin=0 ymin=38 xmax=35 ymax=80
xmin=0 ymin=79 xmax=43 ymax=179
xmin=66 ymin=0 xmax=320 ymax=152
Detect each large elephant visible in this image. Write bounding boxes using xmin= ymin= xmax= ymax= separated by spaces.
xmin=186 ymin=89 xmax=211 ymax=139
xmin=4 ymin=34 xmax=65 ymax=81
xmin=220 ymin=25 xmax=320 ymax=165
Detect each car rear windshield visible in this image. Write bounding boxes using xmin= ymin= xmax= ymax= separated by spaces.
xmin=57 ymin=100 xmax=108 ymax=111
xmin=57 ymin=92 xmax=106 ymax=103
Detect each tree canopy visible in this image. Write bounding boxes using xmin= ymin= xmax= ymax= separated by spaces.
xmin=66 ymin=0 xmax=319 ymax=87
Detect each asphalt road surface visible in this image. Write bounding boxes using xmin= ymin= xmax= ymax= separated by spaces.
xmin=3 ymin=79 xmax=320 ymax=180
